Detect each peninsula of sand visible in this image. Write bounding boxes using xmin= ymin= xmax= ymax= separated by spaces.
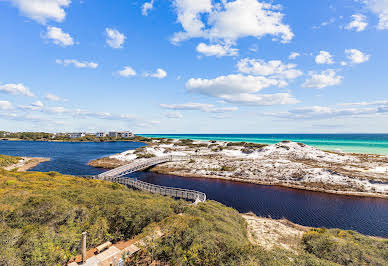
xmin=4 ymin=157 xmax=50 ymax=172
xmin=89 ymin=138 xmax=388 ymax=198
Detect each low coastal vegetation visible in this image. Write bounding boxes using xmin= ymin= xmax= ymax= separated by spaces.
xmin=302 ymin=228 xmax=388 ymax=265
xmin=0 ymin=165 xmax=386 ymax=265
xmin=0 ymin=154 xmax=21 ymax=167
xmin=0 ymin=169 xmax=184 ymax=265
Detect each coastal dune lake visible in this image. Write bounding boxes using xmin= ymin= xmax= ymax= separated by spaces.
xmin=1 ymin=140 xmax=387 ymax=237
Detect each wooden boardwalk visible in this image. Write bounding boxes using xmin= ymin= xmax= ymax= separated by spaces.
xmin=91 ymin=155 xmax=206 ymax=203
xmin=97 ymin=155 xmax=188 ymax=179
xmin=105 ymin=176 xmax=206 ymax=203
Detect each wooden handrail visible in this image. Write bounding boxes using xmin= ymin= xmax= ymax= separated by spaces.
xmin=88 ymin=155 xmax=206 ymax=202
xmin=105 ymin=176 xmax=206 ymax=202
xmin=97 ymin=155 xmax=190 ymax=179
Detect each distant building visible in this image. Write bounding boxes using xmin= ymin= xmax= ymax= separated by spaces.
xmin=69 ymin=132 xmax=86 ymax=138
xmin=108 ymin=131 xmax=134 ymax=138
xmin=108 ymin=132 xmax=119 ymax=138
xmin=95 ymin=132 xmax=107 ymax=137
xmin=120 ymin=131 xmax=134 ymax=138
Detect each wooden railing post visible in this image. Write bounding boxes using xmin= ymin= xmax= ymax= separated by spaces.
xmin=82 ymin=232 xmax=87 ymax=263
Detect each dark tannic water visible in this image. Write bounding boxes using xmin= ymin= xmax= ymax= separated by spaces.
xmin=1 ymin=140 xmax=387 ymax=237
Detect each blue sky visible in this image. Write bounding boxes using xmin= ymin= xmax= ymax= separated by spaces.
xmin=1 ymin=0 xmax=388 ymax=133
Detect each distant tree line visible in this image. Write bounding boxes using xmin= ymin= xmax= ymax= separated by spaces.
xmin=0 ymin=132 xmax=152 ymax=142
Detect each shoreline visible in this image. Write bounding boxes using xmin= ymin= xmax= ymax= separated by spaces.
xmin=4 ymin=157 xmax=51 ymax=172
xmin=3 ymin=136 xmax=388 ymax=155
xmin=88 ymin=138 xmax=388 ymax=199
xmin=148 ymin=167 xmax=388 ymax=199
xmin=87 ymin=157 xmax=388 ymax=199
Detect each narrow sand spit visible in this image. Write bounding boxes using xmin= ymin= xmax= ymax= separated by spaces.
xmin=4 ymin=157 xmax=50 ymax=171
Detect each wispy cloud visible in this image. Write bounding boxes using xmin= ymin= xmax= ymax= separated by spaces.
xmin=268 ymin=104 xmax=388 ymax=120
xmin=56 ymin=59 xmax=98 ymax=69
xmin=160 ymin=102 xmax=238 ymax=113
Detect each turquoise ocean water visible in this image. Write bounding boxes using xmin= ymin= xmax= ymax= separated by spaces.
xmin=140 ymin=134 xmax=388 ymax=155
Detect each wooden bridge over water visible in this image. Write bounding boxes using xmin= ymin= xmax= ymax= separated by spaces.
xmin=97 ymin=155 xmax=188 ymax=179
xmin=88 ymin=155 xmax=206 ymax=203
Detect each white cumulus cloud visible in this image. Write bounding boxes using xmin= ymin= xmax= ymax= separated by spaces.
xmin=187 ymin=74 xmax=278 ymax=96
xmin=363 ymin=0 xmax=388 ymax=30
xmin=106 ymin=28 xmax=125 ymax=49
xmin=0 ymin=83 xmax=34 ymax=97
xmin=196 ymin=42 xmax=238 ymax=57
xmin=315 ymin=51 xmax=334 ymax=64
xmin=172 ymin=0 xmax=293 ymax=44
xmin=144 ymin=68 xmax=167 ymax=79
xmin=118 ymin=66 xmax=136 ymax=77
xmin=44 ymin=26 xmax=74 ymax=46
xmin=56 ymin=59 xmax=98 ymax=69
xmin=237 ymin=58 xmax=303 ymax=80
xmin=345 ymin=49 xmax=370 ymax=64
xmin=142 ymin=0 xmax=154 ymax=16
xmin=186 ymin=74 xmax=298 ymax=106
xmin=345 ymin=14 xmax=368 ymax=32
xmin=303 ymin=70 xmax=343 ymax=89
xmin=5 ymin=0 xmax=71 ymax=24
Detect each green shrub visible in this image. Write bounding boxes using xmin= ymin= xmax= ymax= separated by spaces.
xmin=220 ymin=165 xmax=236 ymax=171
xmin=0 ymin=170 xmax=185 ymax=265
xmin=302 ymin=228 xmax=388 ymax=265
xmin=227 ymin=142 xmax=247 ymax=147
xmin=137 ymin=153 xmax=156 ymax=159
xmin=0 ymin=154 xmax=21 ymax=167
xmin=147 ymin=201 xmax=333 ymax=266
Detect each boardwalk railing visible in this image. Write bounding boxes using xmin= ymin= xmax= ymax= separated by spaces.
xmin=81 ymin=175 xmax=206 ymax=202
xmin=89 ymin=155 xmax=206 ymax=202
xmin=97 ymin=155 xmax=189 ymax=179
xmin=106 ymin=176 xmax=206 ymax=203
